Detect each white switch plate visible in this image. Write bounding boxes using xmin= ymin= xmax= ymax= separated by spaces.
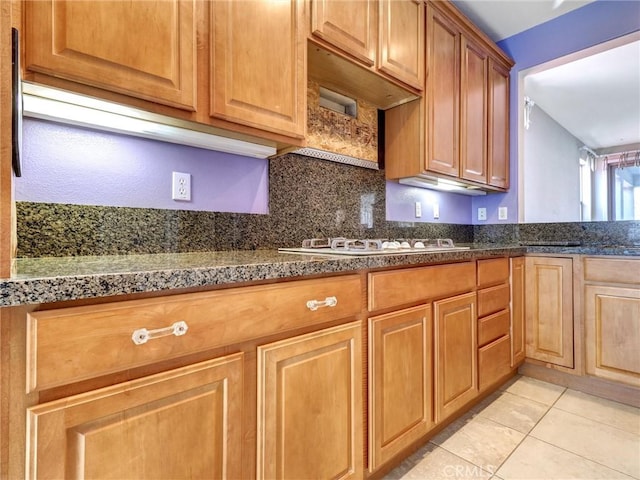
xmin=433 ymin=203 xmax=440 ymax=219
xmin=498 ymin=206 xmax=508 ymax=220
xmin=478 ymin=207 xmax=487 ymax=221
xmin=415 ymin=201 xmax=422 ymax=218
xmin=172 ymin=172 xmax=191 ymax=201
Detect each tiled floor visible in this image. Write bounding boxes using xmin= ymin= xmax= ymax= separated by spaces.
xmin=385 ymin=376 xmax=640 ymax=480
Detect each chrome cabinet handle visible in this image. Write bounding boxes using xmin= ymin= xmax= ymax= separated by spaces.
xmin=132 ymin=321 xmax=189 ymax=345
xmin=306 ymin=296 xmax=338 ymax=311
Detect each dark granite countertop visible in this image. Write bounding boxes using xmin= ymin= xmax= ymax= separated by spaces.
xmin=2 ymin=244 xmax=638 ymax=308
xmin=1 ymin=245 xmax=522 ymax=307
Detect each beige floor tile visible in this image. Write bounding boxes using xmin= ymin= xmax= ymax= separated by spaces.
xmin=474 ymin=391 xmax=549 ymax=434
xmin=503 ymin=376 xmax=566 ymax=406
xmin=554 ymin=389 xmax=640 ymax=435
xmin=530 ymin=408 xmax=640 ymax=478
xmin=384 ymin=443 xmax=492 ymax=479
xmin=432 ymin=416 xmax=525 ymax=472
xmin=497 ymin=436 xmax=635 ymax=480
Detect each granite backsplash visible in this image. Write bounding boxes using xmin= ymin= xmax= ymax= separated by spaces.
xmin=16 ymin=154 xmax=474 ymax=257
xmin=15 ymin=154 xmax=640 ymax=257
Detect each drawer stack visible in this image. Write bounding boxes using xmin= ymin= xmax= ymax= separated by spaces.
xmin=477 ymin=258 xmax=512 ymax=391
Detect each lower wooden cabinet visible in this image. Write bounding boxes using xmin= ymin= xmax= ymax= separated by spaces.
xmin=26 ymin=354 xmax=244 ymax=479
xmin=368 ymin=305 xmax=433 ymax=471
xmin=585 ymin=285 xmax=640 ymax=387
xmin=510 ymin=257 xmax=525 ymax=366
xmin=434 ymin=292 xmax=478 ymax=423
xmin=525 ymin=256 xmax=574 ymax=369
xmin=256 ymin=321 xmax=363 ymax=480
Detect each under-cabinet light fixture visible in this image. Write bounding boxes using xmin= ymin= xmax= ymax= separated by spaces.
xmin=21 ymin=82 xmax=277 ymax=159
xmin=398 ymin=176 xmax=487 ymax=196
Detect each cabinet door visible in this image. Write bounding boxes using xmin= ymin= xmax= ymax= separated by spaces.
xmin=434 ymin=292 xmax=477 ymax=423
xmin=25 ymin=0 xmax=196 ymax=111
xmin=369 ymin=306 xmax=433 ymax=472
xmin=460 ymin=36 xmax=488 ymax=184
xmin=210 ymin=0 xmax=306 ymax=138
xmin=311 ymin=0 xmax=376 ymax=66
xmin=378 ymin=0 xmax=424 ymax=90
xmin=257 ymin=321 xmax=363 ymax=480
xmin=487 ymin=58 xmax=510 ymax=189
xmin=26 ymin=354 xmax=243 ymax=479
xmin=525 ymin=257 xmax=574 ymax=368
xmin=425 ymin=6 xmax=460 ymax=177
xmin=510 ymin=257 xmax=526 ymax=366
xmin=585 ymin=285 xmax=640 ymax=387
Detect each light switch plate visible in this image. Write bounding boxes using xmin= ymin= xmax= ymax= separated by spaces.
xmin=498 ymin=206 xmax=508 ymax=220
xmin=415 ymin=201 xmax=422 ymax=218
xmin=433 ymin=203 xmax=440 ymax=219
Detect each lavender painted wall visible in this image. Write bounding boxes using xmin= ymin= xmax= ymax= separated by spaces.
xmin=15 ymin=118 xmax=269 ymax=214
xmin=472 ymin=0 xmax=640 ymax=225
xmin=386 ymin=181 xmax=472 ymax=224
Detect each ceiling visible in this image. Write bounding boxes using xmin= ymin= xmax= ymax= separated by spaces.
xmin=452 ymin=0 xmax=640 ymax=150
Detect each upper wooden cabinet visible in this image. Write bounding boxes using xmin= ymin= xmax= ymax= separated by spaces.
xmin=24 ymin=0 xmax=197 ymax=111
xmin=23 ymin=0 xmax=306 ymax=146
xmin=308 ymin=0 xmax=424 ymax=95
xmin=385 ymin=1 xmax=513 ymax=192
xmin=210 ymin=0 xmax=306 ymax=139
xmin=310 ymin=0 xmax=376 ymax=66
xmin=378 ymin=0 xmax=425 ymax=90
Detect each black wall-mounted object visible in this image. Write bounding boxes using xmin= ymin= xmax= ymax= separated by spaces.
xmin=12 ymin=27 xmax=22 ymax=177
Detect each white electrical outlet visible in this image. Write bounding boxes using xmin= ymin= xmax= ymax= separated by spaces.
xmin=478 ymin=207 xmax=487 ymax=221
xmin=433 ymin=203 xmax=440 ymax=219
xmin=415 ymin=201 xmax=422 ymax=218
xmin=498 ymin=206 xmax=508 ymax=220
xmin=172 ymin=172 xmax=191 ymax=201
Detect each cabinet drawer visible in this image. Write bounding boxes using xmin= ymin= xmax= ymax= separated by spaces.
xmin=477 ymin=283 xmax=510 ymax=317
xmin=27 ymin=274 xmax=363 ymax=392
xmin=478 ymin=309 xmax=510 ymax=347
xmin=479 ymin=334 xmax=511 ymax=391
xmin=369 ymin=262 xmax=475 ymax=311
xmin=584 ymin=257 xmax=640 ymax=285
xmin=477 ymin=257 xmax=509 ymax=287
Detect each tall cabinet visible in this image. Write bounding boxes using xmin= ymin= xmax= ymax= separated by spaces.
xmin=385 ymin=1 xmax=513 ymax=192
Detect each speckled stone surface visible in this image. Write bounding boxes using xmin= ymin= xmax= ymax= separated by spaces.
xmin=475 ymin=221 xmax=640 ymax=246
xmin=17 ymin=154 xmax=474 ymax=257
xmin=1 ymin=247 xmax=527 ymax=307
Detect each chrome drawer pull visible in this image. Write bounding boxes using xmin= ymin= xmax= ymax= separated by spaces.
xmin=132 ymin=321 xmax=189 ymax=345
xmin=306 ymin=296 xmax=338 ymax=311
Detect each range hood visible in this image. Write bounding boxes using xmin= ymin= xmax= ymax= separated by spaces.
xmin=21 ymin=83 xmax=277 ymax=158
xmin=399 ymin=176 xmax=487 ymax=196
xmin=292 ymin=80 xmax=379 ymax=170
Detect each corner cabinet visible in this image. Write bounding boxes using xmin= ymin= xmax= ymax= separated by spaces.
xmin=510 ymin=256 xmax=526 ymax=366
xmin=525 ymin=256 xmax=574 ymax=369
xmin=385 ymin=1 xmax=513 ymax=192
